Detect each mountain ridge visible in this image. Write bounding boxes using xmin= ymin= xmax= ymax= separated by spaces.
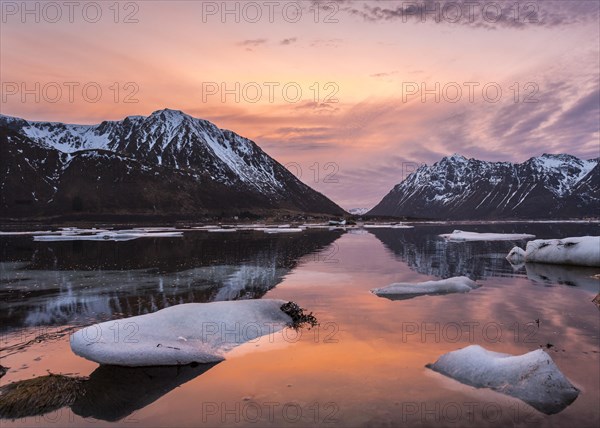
xmin=0 ymin=110 xmax=345 ymax=219
xmin=368 ymin=153 xmax=599 ymax=220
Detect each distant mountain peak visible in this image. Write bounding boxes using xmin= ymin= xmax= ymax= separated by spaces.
xmin=348 ymin=208 xmax=370 ymax=216
xmin=540 ymin=153 xmax=574 ymax=159
xmin=448 ymin=153 xmax=467 ymax=161
xmin=149 ymin=108 xmax=189 ymax=121
xmin=369 ymin=153 xmax=599 ymax=220
xmin=152 ymin=108 xmax=186 ymax=115
xmin=435 ymin=153 xmax=469 ymax=167
xmin=536 ymin=153 xmax=580 ymax=162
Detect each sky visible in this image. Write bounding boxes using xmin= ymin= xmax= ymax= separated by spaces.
xmin=1 ymin=0 xmax=599 ymax=209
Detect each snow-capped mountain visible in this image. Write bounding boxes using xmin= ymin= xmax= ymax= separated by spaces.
xmin=0 ymin=110 xmax=345 ymax=218
xmin=348 ymin=208 xmax=370 ymax=216
xmin=368 ymin=154 xmax=599 ymax=219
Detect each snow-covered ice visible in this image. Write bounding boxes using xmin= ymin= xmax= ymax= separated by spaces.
xmin=237 ymin=224 xmax=267 ymax=231
xmin=440 ymin=230 xmax=535 ymax=241
xmin=262 ymin=228 xmax=303 ymax=234
xmin=34 ymin=233 xmax=134 ymax=242
xmin=0 ymin=230 xmax=55 ymax=236
xmin=506 ymin=246 xmax=526 ymax=263
xmin=426 ymin=345 xmax=579 ymax=414
xmin=371 ymin=276 xmax=479 ymax=300
xmin=70 ymin=299 xmax=292 ymax=366
xmin=130 ymin=227 xmax=179 ymax=232
xmin=520 ymin=236 xmax=600 ymax=267
xmin=33 ymin=230 xmax=183 ymax=241
xmin=61 ymin=227 xmax=110 ymax=234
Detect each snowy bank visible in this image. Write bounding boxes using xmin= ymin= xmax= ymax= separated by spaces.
xmin=440 ymin=230 xmax=535 ymax=241
xmin=426 ymin=345 xmax=579 ymax=414
xmin=506 ymin=236 xmax=600 ymax=267
xmin=371 ymin=276 xmax=479 ymax=300
xmin=70 ymin=300 xmax=293 ymax=366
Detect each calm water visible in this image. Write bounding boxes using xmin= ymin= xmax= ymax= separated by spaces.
xmin=0 ymin=223 xmax=599 ymax=427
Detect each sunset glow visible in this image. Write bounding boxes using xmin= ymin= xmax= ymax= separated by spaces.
xmin=1 ymin=0 xmax=599 ymax=208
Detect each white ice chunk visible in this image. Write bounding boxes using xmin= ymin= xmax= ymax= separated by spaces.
xmin=371 ymin=276 xmax=479 ymax=300
xmin=0 ymin=230 xmax=55 ymax=236
xmin=440 ymin=230 xmax=535 ymax=241
xmin=236 ymin=224 xmax=267 ymax=231
xmin=426 ymin=345 xmax=579 ymax=414
xmin=523 ymin=236 xmax=600 ymax=267
xmin=131 ymin=227 xmax=179 ymax=232
xmin=262 ymin=228 xmax=303 ymax=234
xmin=34 ymin=231 xmax=182 ymax=241
xmin=70 ymin=299 xmax=292 ymax=366
xmin=60 ymin=227 xmax=110 ymax=234
xmin=506 ymin=246 xmax=526 ymax=263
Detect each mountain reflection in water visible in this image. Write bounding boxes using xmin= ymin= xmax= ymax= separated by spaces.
xmin=368 ymin=223 xmax=600 ymax=280
xmin=0 ymin=230 xmax=342 ymax=330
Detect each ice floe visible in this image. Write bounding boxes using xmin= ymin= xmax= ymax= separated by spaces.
xmin=0 ymin=230 xmax=55 ymax=236
xmin=426 ymin=345 xmax=579 ymax=414
xmin=440 ymin=230 xmax=535 ymax=241
xmin=129 ymin=227 xmax=179 ymax=232
xmin=371 ymin=276 xmax=479 ymax=300
xmin=506 ymin=246 xmax=526 ymax=263
xmin=33 ymin=230 xmax=182 ymax=241
xmin=70 ymin=299 xmax=292 ymax=366
xmin=237 ymin=224 xmax=267 ymax=231
xmin=262 ymin=228 xmax=303 ymax=234
xmin=515 ymin=236 xmax=600 ymax=267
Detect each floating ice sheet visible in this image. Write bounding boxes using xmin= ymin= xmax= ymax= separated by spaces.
xmin=426 ymin=345 xmax=579 ymax=415
xmin=440 ymin=230 xmax=535 ymax=241
xmin=70 ymin=299 xmax=292 ymax=366
xmin=371 ymin=276 xmax=480 ymax=300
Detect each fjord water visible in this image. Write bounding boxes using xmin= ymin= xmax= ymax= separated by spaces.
xmin=0 ymin=223 xmax=598 ymax=427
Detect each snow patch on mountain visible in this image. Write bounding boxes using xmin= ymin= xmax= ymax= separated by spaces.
xmin=369 ymin=153 xmax=600 ymax=219
xmin=1 ymin=110 xmax=288 ymax=196
xmin=348 ymin=208 xmax=370 ymax=215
